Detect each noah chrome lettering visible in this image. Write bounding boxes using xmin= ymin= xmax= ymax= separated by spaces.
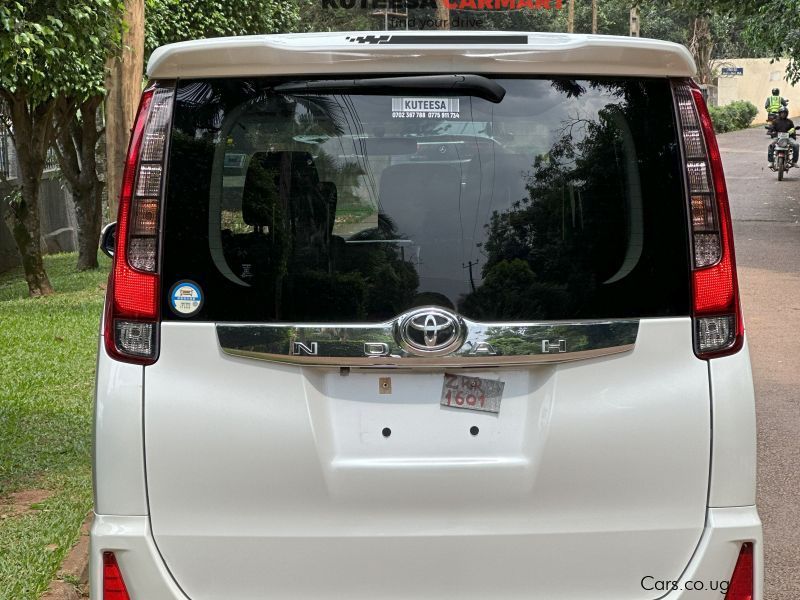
xmin=216 ymin=313 xmax=639 ymax=368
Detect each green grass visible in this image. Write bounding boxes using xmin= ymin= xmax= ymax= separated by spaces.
xmin=0 ymin=252 xmax=110 ymax=599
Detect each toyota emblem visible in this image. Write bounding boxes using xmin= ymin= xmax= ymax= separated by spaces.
xmin=395 ymin=307 xmax=466 ymax=357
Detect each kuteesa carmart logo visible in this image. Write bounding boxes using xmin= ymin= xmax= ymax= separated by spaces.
xmin=323 ymin=0 xmax=564 ymax=12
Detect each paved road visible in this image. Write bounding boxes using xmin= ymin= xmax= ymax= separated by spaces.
xmin=719 ymin=126 xmax=800 ymax=599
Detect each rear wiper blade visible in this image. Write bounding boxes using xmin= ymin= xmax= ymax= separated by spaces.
xmin=273 ymin=74 xmax=506 ymax=104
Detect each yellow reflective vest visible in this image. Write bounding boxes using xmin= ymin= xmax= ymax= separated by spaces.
xmin=767 ymin=95 xmax=783 ymax=112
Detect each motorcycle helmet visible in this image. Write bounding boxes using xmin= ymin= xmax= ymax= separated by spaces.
xmin=778 ymin=106 xmax=789 ymax=116
xmin=772 ymin=88 xmax=780 ymax=95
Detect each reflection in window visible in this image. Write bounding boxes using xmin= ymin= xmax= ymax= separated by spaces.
xmin=162 ymin=77 xmax=690 ymax=322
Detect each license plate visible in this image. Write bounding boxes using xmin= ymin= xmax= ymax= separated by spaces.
xmin=440 ymin=373 xmax=505 ymax=414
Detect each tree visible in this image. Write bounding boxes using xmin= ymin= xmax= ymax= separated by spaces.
xmin=294 ymin=0 xmax=374 ymax=33
xmin=105 ymin=0 xmax=144 ymax=223
xmin=52 ymin=95 xmax=107 ymax=270
xmin=435 ymin=0 xmax=450 ymax=29
xmin=737 ymin=0 xmax=800 ymax=83
xmin=0 ymin=0 xmax=123 ymax=294
xmin=664 ymin=0 xmax=799 ymax=82
xmin=144 ymin=0 xmax=300 ymax=57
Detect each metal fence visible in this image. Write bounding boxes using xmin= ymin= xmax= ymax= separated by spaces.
xmin=0 ymin=104 xmax=77 ymax=272
xmin=0 ymin=121 xmax=16 ymax=180
xmin=0 ymin=107 xmax=60 ymax=181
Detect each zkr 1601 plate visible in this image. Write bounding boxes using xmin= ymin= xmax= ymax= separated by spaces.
xmin=440 ymin=373 xmax=505 ymax=414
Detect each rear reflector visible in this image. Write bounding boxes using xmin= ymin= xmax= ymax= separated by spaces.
xmin=672 ymin=80 xmax=743 ymax=358
xmin=102 ymin=552 xmax=131 ymax=600
xmin=724 ymin=542 xmax=754 ymax=600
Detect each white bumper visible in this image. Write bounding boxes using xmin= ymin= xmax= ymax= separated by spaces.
xmin=90 ymin=506 xmax=762 ymax=600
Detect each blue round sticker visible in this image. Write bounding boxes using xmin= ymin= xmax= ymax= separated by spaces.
xmin=169 ymin=281 xmax=203 ymax=317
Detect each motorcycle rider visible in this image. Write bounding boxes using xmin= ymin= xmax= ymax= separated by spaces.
xmin=765 ymin=88 xmax=788 ymax=116
xmin=767 ymin=106 xmax=798 ymax=169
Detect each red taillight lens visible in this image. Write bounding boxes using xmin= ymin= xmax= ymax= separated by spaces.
xmin=102 ymin=552 xmax=131 ymax=600
xmin=673 ymin=80 xmax=743 ymax=358
xmin=104 ymin=83 xmax=174 ymax=365
xmin=725 ymin=542 xmax=754 ymax=600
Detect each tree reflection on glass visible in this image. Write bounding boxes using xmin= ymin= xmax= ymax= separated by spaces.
xmin=460 ymin=82 xmax=647 ymax=321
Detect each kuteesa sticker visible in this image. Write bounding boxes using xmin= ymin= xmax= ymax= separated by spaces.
xmin=169 ymin=280 xmax=203 ymax=317
xmin=392 ymin=97 xmax=460 ymax=119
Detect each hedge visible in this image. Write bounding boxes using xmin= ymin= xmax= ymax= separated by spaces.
xmin=707 ymin=100 xmax=759 ymax=133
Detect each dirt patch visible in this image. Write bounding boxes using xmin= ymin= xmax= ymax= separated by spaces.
xmin=0 ymin=489 xmax=53 ymax=520
xmin=41 ymin=512 xmax=93 ymax=600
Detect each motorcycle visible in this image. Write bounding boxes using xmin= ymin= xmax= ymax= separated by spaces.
xmin=772 ymin=132 xmax=795 ymax=181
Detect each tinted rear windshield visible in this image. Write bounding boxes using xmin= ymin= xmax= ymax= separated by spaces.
xmin=161 ymin=76 xmax=690 ymax=322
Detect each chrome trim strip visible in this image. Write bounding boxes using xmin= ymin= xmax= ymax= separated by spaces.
xmin=216 ymin=317 xmax=639 ymax=368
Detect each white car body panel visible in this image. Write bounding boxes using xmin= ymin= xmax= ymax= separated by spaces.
xmin=93 ymin=340 xmax=146 ymax=515
xmin=142 ymin=318 xmax=710 ymax=600
xmin=708 ymin=338 xmax=757 ymax=507
xmin=147 ymin=32 xmax=696 ymax=79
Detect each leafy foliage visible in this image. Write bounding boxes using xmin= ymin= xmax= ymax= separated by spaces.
xmin=294 ymin=0 xmax=375 ymax=33
xmin=708 ymin=100 xmax=758 ymax=133
xmin=0 ymin=0 xmax=123 ymax=295
xmin=739 ymin=0 xmax=800 ymax=84
xmin=663 ymin=0 xmax=799 ymax=82
xmin=0 ymin=0 xmax=123 ymax=106
xmin=145 ymin=0 xmax=300 ymax=57
xmin=294 ymin=0 xmax=756 ymax=62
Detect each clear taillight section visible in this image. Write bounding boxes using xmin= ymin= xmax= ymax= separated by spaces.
xmin=128 ymin=87 xmax=173 ymax=272
xmin=674 ymin=84 xmax=721 ymax=268
xmin=672 ymin=80 xmax=743 ymax=358
xmin=104 ymin=83 xmax=174 ymax=365
xmin=114 ymin=321 xmax=156 ymax=357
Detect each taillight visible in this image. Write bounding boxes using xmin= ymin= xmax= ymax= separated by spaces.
xmin=724 ymin=542 xmax=754 ymax=600
xmin=102 ymin=552 xmax=131 ymax=600
xmin=672 ymin=80 xmax=743 ymax=359
xmin=103 ymin=83 xmax=174 ymax=364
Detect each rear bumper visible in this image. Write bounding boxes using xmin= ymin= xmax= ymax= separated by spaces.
xmin=90 ymin=506 xmax=762 ymax=600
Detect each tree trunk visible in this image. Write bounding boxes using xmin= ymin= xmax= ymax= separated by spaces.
xmin=629 ymin=5 xmax=640 ymax=37
xmin=53 ymin=95 xmax=105 ymax=270
xmin=689 ymin=16 xmax=713 ymax=85
xmin=3 ymin=94 xmax=55 ymax=296
xmin=567 ymin=0 xmax=575 ymax=33
xmin=434 ymin=0 xmax=449 ymax=30
xmin=73 ymin=182 xmax=103 ymax=270
xmin=104 ymin=0 xmax=144 ymax=221
xmin=5 ymin=179 xmax=53 ymax=296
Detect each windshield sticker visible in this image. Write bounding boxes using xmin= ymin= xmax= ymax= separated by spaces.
xmin=392 ymin=97 xmax=460 ymax=119
xmin=169 ymin=280 xmax=203 ymax=317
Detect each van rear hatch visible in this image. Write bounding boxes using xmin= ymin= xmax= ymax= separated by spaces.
xmin=142 ymin=74 xmax=712 ymax=599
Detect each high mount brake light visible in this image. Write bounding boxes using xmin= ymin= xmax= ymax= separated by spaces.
xmin=102 ymin=552 xmax=131 ymax=600
xmin=672 ymin=80 xmax=743 ymax=359
xmin=103 ymin=83 xmax=175 ymax=365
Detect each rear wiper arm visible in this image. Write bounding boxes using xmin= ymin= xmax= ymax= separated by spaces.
xmin=273 ymin=74 xmax=506 ymax=104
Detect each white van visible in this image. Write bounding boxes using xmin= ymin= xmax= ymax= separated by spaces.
xmin=92 ymin=32 xmax=761 ymax=600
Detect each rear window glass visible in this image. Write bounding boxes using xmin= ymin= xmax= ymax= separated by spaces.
xmin=161 ymin=76 xmax=690 ymax=322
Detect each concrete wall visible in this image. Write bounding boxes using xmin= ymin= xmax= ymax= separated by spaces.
xmin=0 ymin=174 xmax=78 ymax=273
xmin=715 ymin=58 xmax=800 ymax=119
